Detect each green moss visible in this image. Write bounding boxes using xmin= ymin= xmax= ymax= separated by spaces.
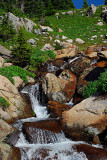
xmin=0 ymin=96 xmax=10 ymax=108
xmin=0 ymin=66 xmax=35 ymax=84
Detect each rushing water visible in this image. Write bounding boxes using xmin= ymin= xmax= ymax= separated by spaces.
xmin=13 ymin=83 xmax=89 ymax=160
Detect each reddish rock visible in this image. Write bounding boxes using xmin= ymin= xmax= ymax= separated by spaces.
xmin=47 ymin=101 xmax=71 ymax=118
xmin=74 ymin=144 xmax=107 ymax=160
xmin=92 ymin=61 xmax=107 ymax=67
xmin=53 ymin=59 xmax=65 ymax=67
xmin=84 ymin=45 xmax=103 ymax=54
xmin=42 ymin=70 xmax=76 ymax=103
xmin=70 ymin=57 xmax=92 ymax=76
xmin=23 ymin=119 xmax=63 ymax=143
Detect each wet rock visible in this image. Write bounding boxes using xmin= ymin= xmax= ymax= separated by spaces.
xmin=74 ymin=144 xmax=107 ymax=160
xmin=23 ymin=119 xmax=63 ymax=143
xmin=42 ymin=70 xmax=76 ymax=103
xmin=70 ymin=57 xmax=92 ymax=76
xmin=62 ymin=95 xmax=107 ymax=142
xmin=92 ymin=61 xmax=107 ymax=67
xmin=47 ymin=101 xmax=71 ymax=118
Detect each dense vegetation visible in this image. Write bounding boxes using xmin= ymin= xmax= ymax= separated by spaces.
xmin=82 ymin=70 xmax=107 ymax=98
xmin=0 ymin=66 xmax=35 ymax=84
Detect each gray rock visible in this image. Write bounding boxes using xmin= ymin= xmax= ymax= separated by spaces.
xmin=97 ymin=22 xmax=104 ymax=26
xmin=0 ymin=45 xmax=12 ymax=59
xmin=66 ymin=11 xmax=73 ymax=15
xmin=41 ymin=44 xmax=54 ymax=51
xmin=75 ymin=38 xmax=85 ymax=44
xmin=86 ymin=4 xmax=97 ymax=16
xmin=27 ymin=39 xmax=36 ymax=45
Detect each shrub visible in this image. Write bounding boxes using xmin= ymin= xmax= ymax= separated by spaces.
xmin=0 ymin=66 xmax=35 ymax=84
xmin=29 ymin=49 xmax=56 ymax=71
xmin=0 ymin=96 xmax=10 ymax=108
xmin=82 ymin=70 xmax=107 ymax=98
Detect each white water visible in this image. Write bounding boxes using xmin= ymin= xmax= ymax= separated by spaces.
xmin=21 ymin=83 xmax=49 ymax=118
xmin=14 ymin=83 xmax=89 ymax=160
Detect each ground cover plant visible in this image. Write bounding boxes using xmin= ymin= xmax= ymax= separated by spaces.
xmin=0 ymin=66 xmax=35 ymax=84
xmin=82 ymin=69 xmax=107 ymax=98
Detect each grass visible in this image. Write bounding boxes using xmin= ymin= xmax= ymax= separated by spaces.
xmin=0 ymin=96 xmax=10 ymax=108
xmin=0 ymin=66 xmax=35 ymax=84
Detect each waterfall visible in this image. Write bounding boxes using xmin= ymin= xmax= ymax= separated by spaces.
xmin=21 ymin=83 xmax=49 ymax=118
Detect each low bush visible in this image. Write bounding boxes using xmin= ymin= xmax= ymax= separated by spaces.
xmin=0 ymin=66 xmax=35 ymax=84
xmin=29 ymin=49 xmax=56 ymax=71
xmin=82 ymin=70 xmax=107 ymax=98
xmin=0 ymin=96 xmax=10 ymax=108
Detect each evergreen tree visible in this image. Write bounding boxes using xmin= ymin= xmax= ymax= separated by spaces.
xmin=46 ymin=0 xmax=54 ymax=15
xmin=104 ymin=0 xmax=107 ymax=5
xmin=11 ymin=27 xmax=31 ymax=67
xmin=0 ymin=15 xmax=16 ymax=42
xmin=83 ymin=0 xmax=89 ymax=8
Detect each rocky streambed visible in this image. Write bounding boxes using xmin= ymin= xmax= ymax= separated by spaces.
xmin=0 ymin=45 xmax=107 ymax=160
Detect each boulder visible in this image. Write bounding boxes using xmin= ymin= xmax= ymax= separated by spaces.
xmin=84 ymin=45 xmax=103 ymax=54
xmin=74 ymin=144 xmax=107 ymax=160
xmin=12 ymin=76 xmax=23 ymax=89
xmin=40 ymin=25 xmax=53 ymax=32
xmin=77 ymin=66 xmax=106 ymax=94
xmin=27 ymin=38 xmax=36 ymax=45
xmin=0 ymin=75 xmax=32 ymax=123
xmin=23 ymin=119 xmax=62 ymax=143
xmin=0 ymin=44 xmax=12 ymax=59
xmin=0 ymin=119 xmax=15 ymax=142
xmin=97 ymin=50 xmax=107 ymax=59
xmin=100 ymin=9 xmax=107 ymax=23
xmin=86 ymin=4 xmax=97 ymax=16
xmin=0 ymin=143 xmax=21 ymax=160
xmin=75 ymin=38 xmax=85 ymax=44
xmin=41 ymin=44 xmax=54 ymax=51
xmin=3 ymin=62 xmax=12 ymax=67
xmin=8 ymin=12 xmax=35 ymax=32
xmin=55 ymin=44 xmax=77 ymax=59
xmin=97 ymin=22 xmax=104 ymax=26
xmin=62 ymin=95 xmax=107 ymax=141
xmin=58 ymin=28 xmax=63 ymax=32
xmin=47 ymin=101 xmax=71 ymax=118
xmin=42 ymin=70 xmax=76 ymax=103
xmin=66 ymin=11 xmax=73 ymax=15
xmin=70 ymin=56 xmax=92 ymax=76
xmin=66 ymin=39 xmax=73 ymax=44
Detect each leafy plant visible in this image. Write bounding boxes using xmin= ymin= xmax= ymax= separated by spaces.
xmin=82 ymin=70 xmax=107 ymax=98
xmin=0 ymin=66 xmax=35 ymax=84
xmin=0 ymin=96 xmax=10 ymax=108
xmin=29 ymin=49 xmax=56 ymax=71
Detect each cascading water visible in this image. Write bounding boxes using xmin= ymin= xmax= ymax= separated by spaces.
xmin=13 ymin=82 xmax=89 ymax=160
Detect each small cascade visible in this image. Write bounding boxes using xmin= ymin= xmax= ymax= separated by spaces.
xmin=47 ymin=62 xmax=58 ymax=72
xmin=69 ymin=57 xmax=80 ymax=64
xmin=21 ymin=83 xmax=49 ymax=118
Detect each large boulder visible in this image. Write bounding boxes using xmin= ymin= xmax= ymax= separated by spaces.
xmin=62 ymin=95 xmax=107 ymax=142
xmin=70 ymin=56 xmax=92 ymax=76
xmin=100 ymin=9 xmax=107 ymax=23
xmin=7 ymin=12 xmax=35 ymax=32
xmin=42 ymin=70 xmax=76 ymax=103
xmin=0 ymin=44 xmax=12 ymax=59
xmin=86 ymin=4 xmax=97 ymax=16
xmin=0 ymin=75 xmax=32 ymax=123
xmin=54 ymin=44 xmax=77 ymax=59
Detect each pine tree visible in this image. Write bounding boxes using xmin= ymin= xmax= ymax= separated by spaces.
xmin=104 ymin=0 xmax=107 ymax=5
xmin=11 ymin=27 xmax=31 ymax=67
xmin=83 ymin=0 xmax=89 ymax=8
xmin=45 ymin=0 xmax=54 ymax=15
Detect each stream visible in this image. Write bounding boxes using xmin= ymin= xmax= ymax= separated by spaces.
xmin=13 ymin=83 xmax=102 ymax=160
